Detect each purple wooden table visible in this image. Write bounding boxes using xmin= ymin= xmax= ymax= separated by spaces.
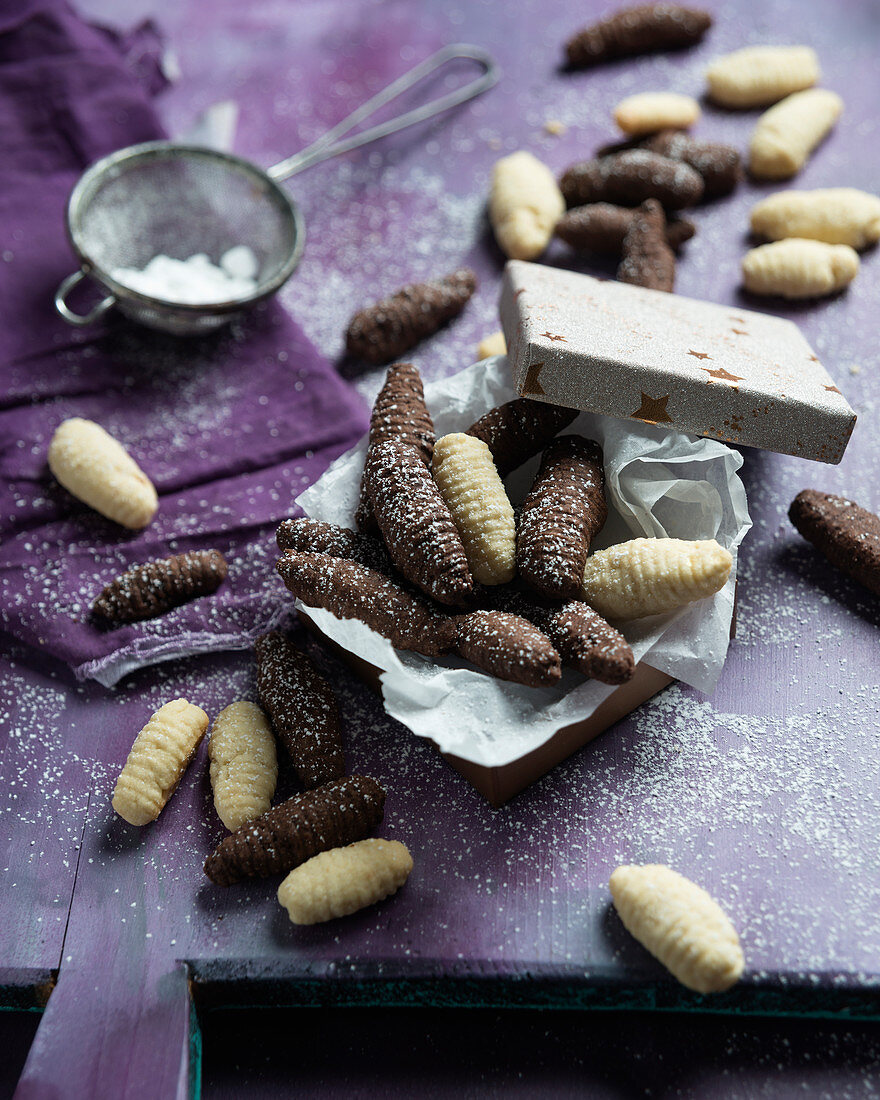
xmin=3 ymin=0 xmax=880 ymax=1095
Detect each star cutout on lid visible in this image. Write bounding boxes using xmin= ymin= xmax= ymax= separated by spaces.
xmin=522 ymin=362 xmax=546 ymax=396
xmin=688 ymin=350 xmax=712 ymax=360
xmin=540 ymin=332 xmax=566 ymax=342
xmin=514 ymin=288 xmax=526 ymax=299
xmin=808 ymin=355 xmax=819 ymax=362
xmin=731 ymin=328 xmax=748 ymax=336
xmin=825 ymin=385 xmax=841 ymax=394
xmin=631 ymin=392 xmax=672 ymax=424
xmin=702 ymin=366 xmax=745 ymax=383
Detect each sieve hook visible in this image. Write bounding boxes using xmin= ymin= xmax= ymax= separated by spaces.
xmin=267 ymin=43 xmax=499 ymax=182
xmin=54 ymin=269 xmax=117 ymax=327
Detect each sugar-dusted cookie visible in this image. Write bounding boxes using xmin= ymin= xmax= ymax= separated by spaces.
xmin=610 ymin=864 xmax=744 ymax=993
xmin=556 ymin=203 xmax=695 ymax=255
xmin=466 ymin=398 xmax=578 ymax=479
xmin=254 ymin=631 xmax=345 ymax=789
xmin=565 ymin=3 xmax=712 ymax=68
xmin=432 ymin=433 xmax=516 ymax=585
xmin=580 ymin=537 xmax=732 ymax=621
xmin=560 ymin=151 xmax=704 ymax=211
xmin=345 ymin=269 xmax=476 ymax=364
xmin=741 ymin=238 xmax=859 ymax=299
xmin=541 ymin=600 xmax=635 ymax=684
xmin=451 ymin=609 xmax=562 ymax=687
xmin=48 ymin=417 xmax=158 ymax=529
xmin=617 ymin=199 xmax=676 ymax=292
xmin=644 ymin=130 xmax=742 ymax=199
xmin=789 ymin=489 xmax=880 ymax=596
xmin=209 ymin=702 xmax=278 ymax=832
xmin=92 ymin=549 xmax=227 ymax=625
xmin=517 ymin=436 xmax=607 ymax=599
xmin=112 ymin=699 xmax=209 ymax=826
xmin=204 ymin=775 xmax=386 ymax=886
xmin=750 ymin=188 xmax=880 ymax=250
xmin=706 ymin=45 xmax=819 ymax=108
xmin=489 ymin=151 xmax=566 ymax=261
xmin=278 ymin=838 xmax=413 ymax=925
xmin=364 ymin=439 xmax=475 ymax=606
xmin=749 ymin=89 xmax=843 ymax=180
xmin=477 ymin=331 xmax=507 ymax=360
xmin=613 ymin=92 xmax=700 ymax=136
xmin=277 ymin=516 xmax=392 ymax=575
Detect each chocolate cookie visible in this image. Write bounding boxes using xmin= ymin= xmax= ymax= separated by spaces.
xmin=203 ymin=775 xmax=386 ymax=886
xmin=644 ymin=130 xmax=742 ymax=199
xmin=465 ymin=399 xmax=579 ymax=479
xmin=277 ymin=517 xmax=392 ymax=575
xmin=92 ymin=549 xmax=227 ymax=625
xmin=555 ymin=202 xmax=695 ymax=254
xmin=559 ymin=150 xmax=704 ymax=211
xmin=618 ymin=199 xmax=677 ymax=292
xmin=789 ymin=489 xmax=880 ymax=595
xmin=451 ymin=609 xmax=562 ymax=687
xmin=565 ymin=3 xmax=712 ymax=68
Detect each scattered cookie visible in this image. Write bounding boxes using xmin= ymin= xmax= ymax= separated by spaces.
xmin=112 ymin=699 xmax=209 ymax=826
xmin=47 ymin=417 xmax=158 ymax=529
xmin=749 ymin=89 xmax=843 ymax=180
xmin=204 ymin=775 xmax=386 ymax=886
xmin=610 ymin=864 xmax=745 ymax=993
xmin=91 ymin=549 xmax=228 ymax=625
xmin=613 ymin=91 xmax=700 ymax=136
xmin=741 ymin=238 xmax=859 ymax=299
xmin=477 ymin=330 xmax=508 ymax=359
xmin=254 ymin=631 xmax=346 ymax=789
xmin=489 ymin=151 xmax=566 ymax=260
xmin=345 ymin=269 xmax=476 ymax=364
xmin=208 ymin=702 xmax=278 ymax=833
xmin=643 ymin=130 xmax=742 ymax=199
xmin=789 ymin=489 xmax=880 ymax=596
xmin=278 ymin=838 xmax=414 ymax=925
xmin=432 ymin=433 xmax=517 ymax=585
xmin=560 ymin=151 xmax=704 ymax=210
xmin=617 ymin=198 xmax=676 ymax=292
xmin=555 ymin=203 xmax=695 ymax=254
xmin=565 ymin=3 xmax=712 ymax=68
xmin=749 ymin=188 xmax=880 ymax=249
xmin=277 ymin=516 xmax=392 ymax=575
xmin=580 ymin=537 xmax=732 ymax=621
xmin=451 ymin=609 xmax=562 ymax=687
xmin=364 ymin=439 xmax=475 ymax=606
xmin=517 ymin=436 xmax=607 ymax=599
xmin=706 ymin=45 xmax=820 ymax=108
xmin=466 ymin=398 xmax=578 ymax=479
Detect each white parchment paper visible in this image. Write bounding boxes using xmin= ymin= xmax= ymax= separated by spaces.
xmin=296 ymin=357 xmax=751 ymax=768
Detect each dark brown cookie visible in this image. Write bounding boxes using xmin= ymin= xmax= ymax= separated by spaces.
xmin=345 ymin=269 xmax=477 ymax=365
xmin=276 ymin=517 xmax=392 ymax=575
xmin=254 ymin=631 xmax=345 ymax=789
xmin=517 ymin=436 xmax=608 ymax=599
xmin=203 ymin=775 xmax=386 ymax=886
xmin=565 ymin=3 xmax=712 ymax=67
xmin=617 ymin=199 xmax=676 ymax=292
xmin=356 ymin=361 xmax=435 ymax=532
xmin=644 ymin=130 xmax=742 ymax=199
xmin=465 ymin=399 xmax=579 ymax=479
xmin=789 ymin=490 xmax=880 ymax=596
xmin=276 ymin=551 xmax=456 ymax=656
xmin=559 ymin=150 xmax=704 ymax=211
xmin=451 ymin=610 xmax=562 ymax=687
xmin=91 ymin=549 xmax=227 ymax=625
xmin=555 ymin=202 xmax=695 ymax=254
xmin=363 ymin=439 xmax=474 ymax=606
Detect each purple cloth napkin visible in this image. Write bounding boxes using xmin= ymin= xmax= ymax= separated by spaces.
xmin=0 ymin=1 xmax=368 ymax=685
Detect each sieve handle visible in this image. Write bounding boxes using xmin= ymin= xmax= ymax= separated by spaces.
xmin=55 ymin=269 xmax=116 ymax=327
xmin=267 ymin=43 xmax=499 ymax=182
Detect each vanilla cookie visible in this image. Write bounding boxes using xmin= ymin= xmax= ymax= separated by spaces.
xmin=749 ymin=89 xmax=843 ymax=180
xmin=209 ymin=702 xmax=278 ymax=832
xmin=750 ymin=188 xmax=880 ymax=249
xmin=741 ymin=238 xmax=859 ymax=299
xmin=706 ymin=45 xmax=819 ymax=108
xmin=489 ymin=151 xmax=566 ymax=260
xmin=48 ymin=417 xmax=158 ymax=529
xmin=613 ymin=92 xmax=700 ymax=136
xmin=278 ymin=838 xmax=413 ymax=925
xmin=477 ymin=331 xmax=507 ymax=360
xmin=112 ymin=699 xmax=209 ymax=826
xmin=610 ymin=864 xmax=744 ymax=993
xmin=580 ymin=537 xmax=732 ymax=621
xmin=432 ymin=433 xmax=516 ymax=585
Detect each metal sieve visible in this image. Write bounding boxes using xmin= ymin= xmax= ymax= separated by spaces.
xmin=55 ymin=44 xmax=498 ymax=335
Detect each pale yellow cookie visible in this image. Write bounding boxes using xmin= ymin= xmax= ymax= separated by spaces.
xmin=580 ymin=538 xmax=732 ymax=621
xmin=277 ymin=838 xmax=413 ymax=925
xmin=613 ymin=92 xmax=701 ymax=136
xmin=489 ymin=151 xmax=566 ymax=260
xmin=610 ymin=864 xmax=744 ymax=993
xmin=742 ymin=238 xmax=859 ymax=298
xmin=432 ymin=432 xmax=516 ymax=585
xmin=208 ymin=701 xmax=278 ymax=832
xmin=749 ymin=89 xmax=843 ymax=180
xmin=112 ymin=699 xmax=209 ymax=826
xmin=477 ymin=330 xmax=507 ymax=360
xmin=706 ymin=45 xmax=819 ymax=108
xmin=48 ymin=417 xmax=158 ymax=529
xmin=750 ymin=188 xmax=880 ymax=249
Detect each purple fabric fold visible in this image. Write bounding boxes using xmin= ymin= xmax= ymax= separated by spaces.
xmin=0 ymin=1 xmax=368 ymax=684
